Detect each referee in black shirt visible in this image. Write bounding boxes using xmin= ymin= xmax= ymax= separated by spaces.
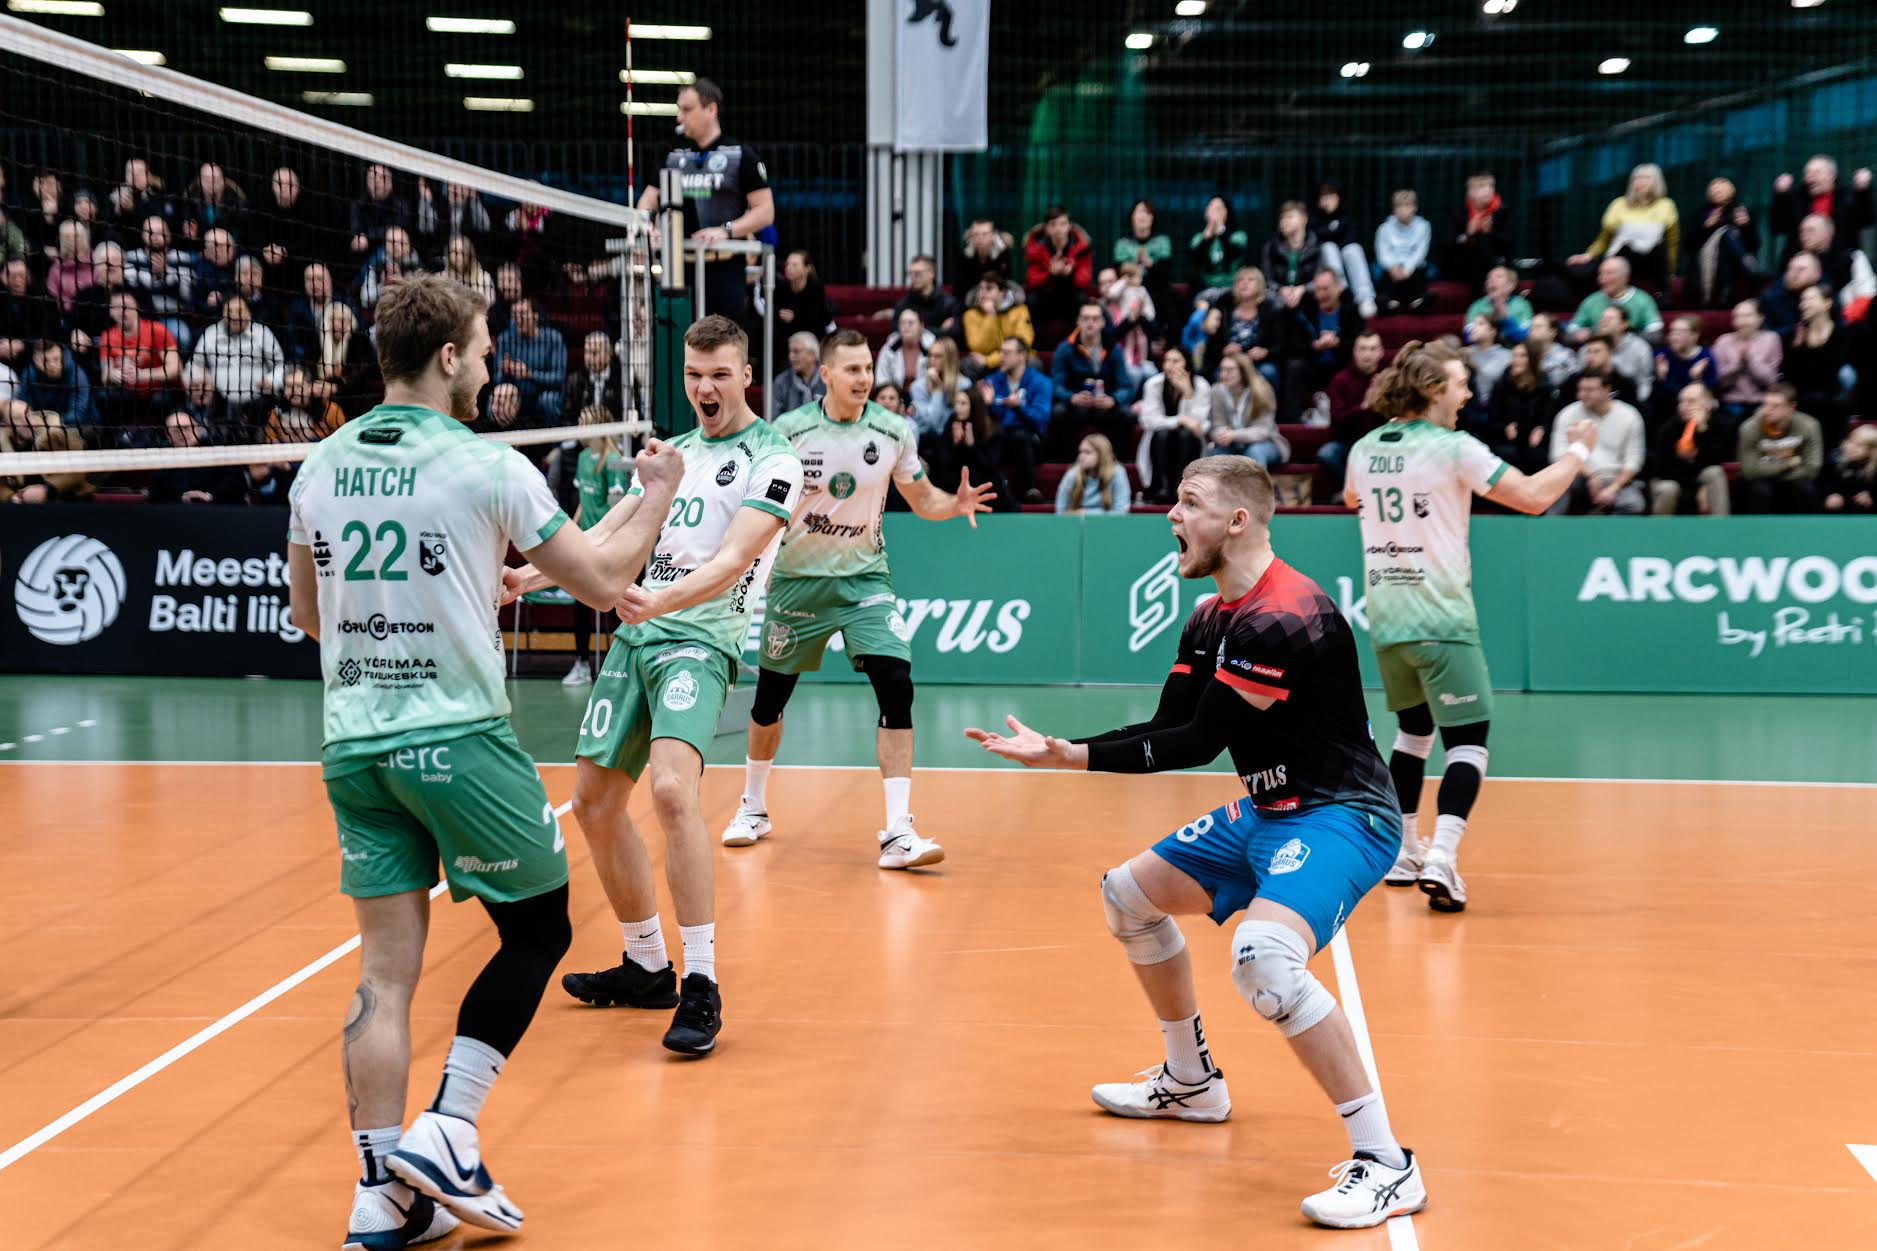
xmin=638 ymin=79 xmax=776 ymax=324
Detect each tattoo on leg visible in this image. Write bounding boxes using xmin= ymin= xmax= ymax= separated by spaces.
xmin=342 ymin=983 xmax=375 ymax=1126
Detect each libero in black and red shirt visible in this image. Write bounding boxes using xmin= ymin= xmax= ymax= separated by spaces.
xmin=1079 ymin=557 xmax=1398 ymax=822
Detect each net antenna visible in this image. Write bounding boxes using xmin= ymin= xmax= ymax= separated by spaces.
xmin=0 ymin=15 xmax=657 ymax=478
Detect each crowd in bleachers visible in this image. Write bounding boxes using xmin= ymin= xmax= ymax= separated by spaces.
xmin=774 ymin=157 xmax=1877 ymax=517
xmin=5 ymin=149 xmax=1877 ymax=516
xmin=0 ymin=154 xmax=620 ymax=505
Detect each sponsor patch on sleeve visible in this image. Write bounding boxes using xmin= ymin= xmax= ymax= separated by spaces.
xmin=1250 ymin=663 xmax=1285 ymax=680
xmin=766 ymin=477 xmax=792 ymax=503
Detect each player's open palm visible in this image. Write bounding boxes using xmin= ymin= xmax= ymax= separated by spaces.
xmin=955 ymin=468 xmax=997 ymax=527
xmin=635 ymin=437 xmax=684 ymax=491
xmin=965 ymin=715 xmax=1069 ymax=768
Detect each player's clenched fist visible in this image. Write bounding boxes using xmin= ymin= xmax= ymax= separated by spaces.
xmin=615 ymin=583 xmax=670 ymax=625
xmin=634 ymin=437 xmax=684 ymax=491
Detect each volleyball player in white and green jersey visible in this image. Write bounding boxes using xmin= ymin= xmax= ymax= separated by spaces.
xmin=287 ymin=276 xmax=680 ymax=1246
xmin=502 ymin=316 xmax=803 ymax=1058
xmin=721 ymin=329 xmax=995 ymax=869
xmin=1344 ymin=340 xmax=1597 ymax=912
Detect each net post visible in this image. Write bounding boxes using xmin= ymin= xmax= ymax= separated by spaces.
xmin=761 ymin=247 xmax=776 ymax=420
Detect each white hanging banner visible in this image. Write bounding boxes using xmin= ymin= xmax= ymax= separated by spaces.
xmin=894 ymin=0 xmax=989 ymax=153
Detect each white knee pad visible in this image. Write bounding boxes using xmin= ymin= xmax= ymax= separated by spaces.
xmin=1445 ymin=744 xmax=1489 ymax=777
xmin=1100 ymin=863 xmax=1186 ymax=966
xmin=1391 ymin=731 xmax=1434 ymax=760
xmin=1230 ymin=920 xmax=1336 ymax=1039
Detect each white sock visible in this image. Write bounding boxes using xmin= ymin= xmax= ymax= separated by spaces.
xmin=1400 ymin=812 xmax=1421 ymax=856
xmin=742 ymin=757 xmax=771 ymax=812
xmin=882 ymin=775 xmax=911 ymax=828
xmin=430 ymin=1035 xmax=505 ymax=1125
xmin=622 ymin=914 xmax=667 ymax=973
xmin=1336 ymin=1091 xmax=1407 ymax=1169
xmin=1157 ymin=1012 xmax=1214 ymax=1083
xmin=354 ymin=1124 xmax=401 ymax=1185
xmin=679 ymin=922 xmax=716 ymax=983
xmin=1430 ymin=813 xmax=1466 ymax=861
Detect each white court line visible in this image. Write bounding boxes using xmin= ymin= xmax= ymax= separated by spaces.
xmin=1330 ymin=927 xmax=1420 ymax=1250
xmin=0 ymin=799 xmax=575 ymax=1174
xmin=1849 ymin=1144 xmax=1877 ymax=1186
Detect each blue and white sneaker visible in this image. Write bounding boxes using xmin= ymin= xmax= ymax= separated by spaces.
xmin=341 ymin=1178 xmax=458 ymax=1250
xmin=387 ymin=1110 xmax=523 ymax=1233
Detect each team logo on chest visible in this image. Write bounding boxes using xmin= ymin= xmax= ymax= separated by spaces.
xmin=715 ymin=461 xmax=739 ymax=486
xmin=863 ymin=441 xmax=880 ymax=465
xmin=418 ymin=531 xmax=448 ymax=576
xmin=1412 ymin=492 xmax=1430 ymax=518
xmin=830 ymin=472 xmax=856 ymax=499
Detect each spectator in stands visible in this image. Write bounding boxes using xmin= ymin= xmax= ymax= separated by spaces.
xmin=1136 ymin=345 xmax=1214 ymax=500
xmin=126 ymin=214 xmax=195 ymax=355
xmin=983 ymin=335 xmax=1050 ymax=501
xmin=193 ymin=294 xmax=285 ymax=419
xmin=1524 ymin=312 xmax=1577 ymax=389
xmin=1710 ymin=298 xmax=1783 ymax=424
xmin=413 ymin=178 xmax=491 ymax=261
xmin=1316 ymin=332 xmax=1384 ymax=494
xmin=1769 ymin=156 xmax=1873 ymax=264
xmin=1311 ymin=183 xmax=1378 ymax=318
xmin=1374 ymin=189 xmax=1431 ymax=313
xmin=171 ymin=365 xmax=231 ymax=434
xmin=357 ymin=225 xmax=424 ymax=311
xmin=46 ymin=220 xmax=95 ymax=316
xmin=870 ymin=381 xmax=909 ymax=419
xmin=1590 ymin=307 xmax=1654 ymax=407
xmin=1653 ymin=314 xmax=1716 ymax=420
xmin=1282 ymin=268 xmax=1363 ymax=421
xmin=180 ymin=162 xmax=246 ymax=247
xmin=1649 ymin=382 xmax=1733 ymax=516
xmin=232 ymin=254 xmax=279 ymax=334
xmin=495 ymin=296 xmax=567 ymax=423
xmin=1056 ymin=433 xmax=1131 ymax=515
xmin=108 ymin=157 xmax=172 ymax=250
xmin=1185 ymin=303 xmax=1224 ymax=373
xmin=1783 ymin=283 xmax=1852 ymax=445
xmin=1568 ymin=163 xmax=1679 ymax=294
xmin=97 ymin=289 xmax=181 ymax=426
xmin=1189 ymin=195 xmax=1250 ymax=297
xmin=955 ymin=218 xmax=1016 ymax=302
xmin=1685 ymin=177 xmax=1760 ymax=308
xmin=1759 ymin=252 xmax=1821 ymax=336
xmin=18 ymin=170 xmax=64 ymax=260
xmin=1207 ymin=347 xmax=1287 ymax=468
xmin=771 ymin=330 xmax=826 ymax=415
xmin=775 ymin=249 xmax=837 ymax=336
xmin=1114 ymin=199 xmax=1172 ymax=326
xmin=0 ymin=206 xmax=26 ymax=266
xmin=1569 ymin=256 xmax=1663 ymax=346
xmin=960 ymin=276 xmax=1033 ymax=373
xmin=1464 ymin=316 xmax=1513 ymax=409
xmin=265 ymin=363 xmax=345 ymax=443
xmin=1548 ymin=370 xmax=1646 ymax=514
xmin=1464 ymin=264 xmax=1533 ymax=343
xmin=923 ymin=385 xmax=1009 ymax=508
xmin=910 ymin=336 xmax=964 ymax=440
xmin=442 ymin=235 xmax=496 ymax=303
xmin=489 ymin=261 xmax=523 ymax=339
xmin=349 ymin=163 xmax=411 ymax=261
xmin=8 ymin=425 xmax=94 ymax=504
xmin=1 ymin=258 xmax=56 ymax=371
xmin=1203 ymin=266 xmax=1279 ymax=388
xmin=0 ymin=358 xmax=15 ymax=406
xmin=1024 ymin=205 xmax=1094 ymax=345
xmin=1049 ymin=300 xmax=1129 ymax=452
xmin=317 ymin=300 xmax=378 ymax=415
xmin=1487 ymin=342 xmax=1559 ymax=477
xmin=1571 ymin=334 xmax=1636 ymax=408
xmin=1736 ymin=383 xmax=1822 ymax=513
xmin=875 ymin=307 xmax=935 ymax=393
xmin=149 ymin=410 xmax=248 ymax=504
xmin=255 ymin=166 xmax=316 ymax=292
xmin=563 ymin=330 xmax=623 ymax=424
xmin=1261 ymin=200 xmax=1325 ymax=311
xmin=286 ymin=262 xmax=340 ymax=367
xmin=1793 ymin=214 xmax=1876 ymax=317
xmin=1102 ymin=263 xmax=1156 ymax=393
xmin=20 ymin=338 xmax=93 ymax=427
xmin=193 ymin=227 xmax=241 ymax=318
xmin=1444 ymin=172 xmax=1513 ymax=292
xmin=1820 ymin=423 xmax=1877 ymax=514
xmin=891 ymin=254 xmax=958 ymax=337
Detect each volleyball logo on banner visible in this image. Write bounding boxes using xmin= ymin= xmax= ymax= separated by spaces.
xmin=15 ymin=534 xmax=127 ymax=645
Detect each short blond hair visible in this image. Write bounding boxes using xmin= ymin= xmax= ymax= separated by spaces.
xmin=1181 ymin=455 xmax=1275 ymax=526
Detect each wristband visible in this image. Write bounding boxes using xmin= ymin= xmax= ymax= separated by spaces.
xmin=1567 ymin=441 xmax=1592 ymax=463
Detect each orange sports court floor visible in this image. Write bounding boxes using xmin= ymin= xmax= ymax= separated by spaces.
xmin=1 ymin=675 xmax=1873 ymax=1249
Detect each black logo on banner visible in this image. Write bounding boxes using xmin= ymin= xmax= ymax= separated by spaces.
xmin=766 ymin=478 xmax=792 ymax=503
xmin=716 ymin=461 xmax=738 ymax=486
xmin=908 ymin=0 xmax=958 ymax=47
xmin=419 ymin=531 xmax=448 ymax=576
